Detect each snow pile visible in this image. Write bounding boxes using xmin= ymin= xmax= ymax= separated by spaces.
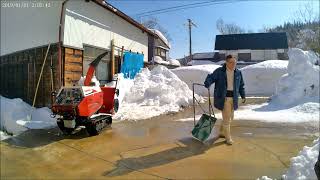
xmin=114 ymin=66 xmax=198 ymax=120
xmin=241 ymin=60 xmax=288 ymax=96
xmin=272 ymin=48 xmax=319 ymax=106
xmin=169 ymin=58 xmax=181 ymax=66
xmin=282 ymin=138 xmax=319 ymax=180
xmin=149 ymin=29 xmax=171 ymax=48
xmin=172 ymin=65 xmax=221 ymax=96
xmin=0 ymin=96 xmax=56 ymax=137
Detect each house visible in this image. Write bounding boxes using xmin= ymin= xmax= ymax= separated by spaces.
xmin=214 ymin=32 xmax=289 ymax=61
xmin=178 ymin=52 xmax=219 ymax=66
xmin=148 ymin=29 xmax=171 ymax=62
xmin=0 ymin=0 xmax=155 ymax=107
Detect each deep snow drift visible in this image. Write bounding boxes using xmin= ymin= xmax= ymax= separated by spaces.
xmin=114 ymin=66 xmax=199 ymax=120
xmin=0 ymin=96 xmax=56 ymax=137
xmin=241 ymin=60 xmax=288 ymax=96
xmin=171 ymin=64 xmax=221 ymax=96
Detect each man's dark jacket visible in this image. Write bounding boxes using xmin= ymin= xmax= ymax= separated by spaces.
xmin=204 ymin=64 xmax=245 ymax=111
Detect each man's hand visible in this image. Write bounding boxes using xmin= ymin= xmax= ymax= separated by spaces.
xmin=242 ymin=98 xmax=246 ymax=104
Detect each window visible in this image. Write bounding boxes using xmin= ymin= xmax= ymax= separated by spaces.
xmin=83 ymin=45 xmax=110 ymax=85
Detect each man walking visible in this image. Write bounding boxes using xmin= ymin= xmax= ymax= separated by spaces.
xmin=204 ymin=55 xmax=246 ymax=145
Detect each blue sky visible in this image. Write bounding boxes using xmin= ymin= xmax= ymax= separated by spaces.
xmin=108 ymin=0 xmax=319 ymax=59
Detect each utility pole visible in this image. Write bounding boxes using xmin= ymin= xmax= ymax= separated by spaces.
xmin=187 ymin=19 xmax=197 ymax=64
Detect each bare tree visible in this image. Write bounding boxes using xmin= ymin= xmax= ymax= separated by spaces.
xmin=142 ymin=17 xmax=172 ymax=42
xmin=294 ymin=1 xmax=319 ymax=24
xmin=216 ymin=18 xmax=246 ymax=34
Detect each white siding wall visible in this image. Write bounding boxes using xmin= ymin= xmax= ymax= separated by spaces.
xmin=63 ymin=0 xmax=148 ymax=62
xmin=251 ymin=50 xmax=265 ymax=61
xmin=264 ymin=50 xmax=278 ymax=60
xmin=1 ymin=0 xmax=62 ymax=56
xmin=219 ymin=49 xmax=283 ymax=61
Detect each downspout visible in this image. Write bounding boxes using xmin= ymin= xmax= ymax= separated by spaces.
xmin=58 ymin=0 xmax=69 ymax=88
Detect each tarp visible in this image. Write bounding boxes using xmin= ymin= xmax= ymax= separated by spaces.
xmin=121 ymin=52 xmax=144 ymax=79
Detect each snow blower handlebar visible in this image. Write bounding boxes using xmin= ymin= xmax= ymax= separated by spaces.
xmin=84 ymin=51 xmax=109 ymax=86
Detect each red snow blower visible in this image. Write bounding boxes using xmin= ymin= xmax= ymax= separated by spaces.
xmin=51 ymin=51 xmax=119 ymax=136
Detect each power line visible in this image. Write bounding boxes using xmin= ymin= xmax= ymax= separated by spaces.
xmin=134 ymin=0 xmax=245 ymax=18
xmin=134 ymin=0 xmax=218 ymax=16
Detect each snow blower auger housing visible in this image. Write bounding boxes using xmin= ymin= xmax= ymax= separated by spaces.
xmin=51 ymin=51 xmax=119 ymax=136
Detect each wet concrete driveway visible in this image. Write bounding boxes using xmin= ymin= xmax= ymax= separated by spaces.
xmin=1 ymin=97 xmax=319 ymax=179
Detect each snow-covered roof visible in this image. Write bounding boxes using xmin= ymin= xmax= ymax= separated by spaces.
xmin=149 ymin=29 xmax=171 ymax=49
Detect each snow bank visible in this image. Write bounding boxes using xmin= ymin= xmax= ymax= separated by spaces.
xmin=169 ymin=58 xmax=181 ymax=66
xmin=272 ymin=48 xmax=319 ymax=106
xmin=0 ymin=96 xmax=56 ymax=136
xmin=241 ymin=60 xmax=288 ymax=96
xmin=282 ymin=138 xmax=319 ymax=180
xmin=172 ymin=65 xmax=221 ymax=96
xmin=114 ymin=66 xmax=198 ymax=120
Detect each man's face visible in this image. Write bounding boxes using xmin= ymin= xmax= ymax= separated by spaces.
xmin=226 ymin=57 xmax=237 ymax=70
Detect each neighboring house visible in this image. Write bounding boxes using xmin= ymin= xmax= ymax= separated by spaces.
xmin=148 ymin=29 xmax=171 ymax=62
xmin=147 ymin=29 xmax=180 ymax=68
xmin=214 ymin=32 xmax=289 ymax=61
xmin=0 ymin=0 xmax=155 ymax=106
xmin=178 ymin=52 xmax=219 ymax=66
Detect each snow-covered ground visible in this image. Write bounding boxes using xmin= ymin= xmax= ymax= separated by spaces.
xmin=241 ymin=60 xmax=288 ymax=96
xmin=0 ymin=96 xmax=56 ymax=137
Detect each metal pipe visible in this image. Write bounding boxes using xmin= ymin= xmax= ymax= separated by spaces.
xmin=58 ymin=0 xmax=70 ymax=88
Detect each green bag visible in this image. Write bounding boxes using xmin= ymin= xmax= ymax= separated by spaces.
xmin=191 ymin=113 xmax=217 ymax=142
xmin=191 ymin=83 xmax=217 ymax=142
